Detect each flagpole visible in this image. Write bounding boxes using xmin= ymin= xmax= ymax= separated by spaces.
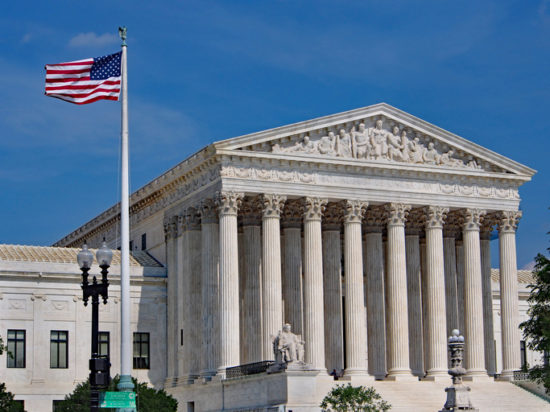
xmin=117 ymin=26 xmax=134 ymax=406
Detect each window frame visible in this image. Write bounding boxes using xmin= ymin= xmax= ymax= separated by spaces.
xmin=133 ymin=332 xmax=150 ymax=369
xmin=6 ymin=329 xmax=26 ymax=368
xmin=98 ymin=331 xmax=110 ymax=358
xmin=50 ymin=330 xmax=69 ymax=369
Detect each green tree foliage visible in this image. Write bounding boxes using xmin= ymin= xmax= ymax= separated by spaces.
xmin=520 ymin=242 xmax=550 ymax=393
xmin=54 ymin=375 xmax=177 ymax=412
xmin=320 ymin=384 xmax=391 ymax=412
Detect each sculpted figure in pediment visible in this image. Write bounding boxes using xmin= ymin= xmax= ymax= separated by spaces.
xmin=407 ymin=137 xmax=425 ymax=163
xmin=387 ymin=126 xmax=406 ymax=161
xmin=423 ymin=142 xmax=440 ymax=164
xmin=336 ymin=128 xmax=353 ymax=157
xmin=318 ymin=131 xmax=337 ymax=156
xmin=369 ymin=119 xmax=389 ymax=160
xmin=351 ymin=122 xmax=370 ymax=159
xmin=272 ymin=135 xmax=318 ymax=155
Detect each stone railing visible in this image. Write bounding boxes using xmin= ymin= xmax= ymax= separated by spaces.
xmin=226 ymin=361 xmax=275 ymax=379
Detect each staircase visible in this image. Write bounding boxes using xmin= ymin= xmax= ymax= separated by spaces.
xmin=369 ymin=380 xmax=550 ymax=412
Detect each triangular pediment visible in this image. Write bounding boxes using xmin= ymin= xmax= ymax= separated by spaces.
xmin=214 ymin=103 xmax=534 ymax=177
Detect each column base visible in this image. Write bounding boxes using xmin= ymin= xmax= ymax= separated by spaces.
xmin=344 ymin=368 xmax=370 ymax=376
xmin=385 ymin=369 xmax=417 ymax=381
xmin=422 ymin=374 xmax=449 ymax=383
xmin=463 ymin=370 xmax=491 ymax=382
xmin=496 ymin=370 xmax=515 ymax=382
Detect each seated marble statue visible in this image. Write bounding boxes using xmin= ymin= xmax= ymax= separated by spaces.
xmin=273 ymin=323 xmax=305 ymax=365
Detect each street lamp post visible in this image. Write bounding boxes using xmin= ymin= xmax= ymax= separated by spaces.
xmin=78 ymin=242 xmax=113 ymax=412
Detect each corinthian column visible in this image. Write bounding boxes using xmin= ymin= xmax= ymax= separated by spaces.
xmin=461 ymin=208 xmax=488 ymax=380
xmin=443 ymin=215 xmax=460 ymax=337
xmin=241 ymin=198 xmax=263 ymax=363
xmin=498 ymin=210 xmax=522 ymax=380
xmin=424 ymin=206 xmax=449 ymax=379
xmin=405 ymin=209 xmax=424 ymax=378
xmin=261 ymin=194 xmax=286 ymax=359
xmin=199 ymin=199 xmax=219 ymax=378
xmin=342 ymin=200 xmax=368 ymax=375
xmin=364 ymin=206 xmax=387 ymax=379
xmin=481 ymin=216 xmax=497 ymax=376
xmin=282 ymin=199 xmax=304 ymax=336
xmin=216 ymin=192 xmax=243 ymax=374
xmin=322 ymin=203 xmax=344 ymax=374
xmin=183 ymin=207 xmax=202 ymax=382
xmin=163 ymin=216 xmax=178 ymax=386
xmin=385 ymin=203 xmax=413 ymax=379
xmin=303 ymin=197 xmax=327 ymax=370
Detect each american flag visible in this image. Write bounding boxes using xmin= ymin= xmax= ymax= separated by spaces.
xmin=45 ymin=52 xmax=122 ymax=104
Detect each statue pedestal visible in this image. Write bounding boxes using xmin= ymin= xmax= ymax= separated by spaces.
xmin=439 ymin=384 xmax=479 ymax=412
xmin=267 ymin=360 xmax=312 ymax=374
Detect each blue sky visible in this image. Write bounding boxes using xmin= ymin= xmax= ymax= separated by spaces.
xmin=1 ymin=0 xmax=548 ymax=268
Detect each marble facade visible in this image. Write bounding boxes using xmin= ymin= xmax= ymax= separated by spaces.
xmin=53 ymin=103 xmax=536 ymax=410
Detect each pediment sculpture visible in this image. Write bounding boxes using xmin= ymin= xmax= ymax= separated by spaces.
xmin=271 ymin=118 xmax=484 ymax=170
xmin=267 ymin=323 xmax=310 ymax=373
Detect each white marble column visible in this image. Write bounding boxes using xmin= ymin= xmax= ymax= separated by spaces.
xmin=461 ymin=208 xmax=488 ymax=379
xmin=364 ymin=206 xmax=387 ymax=379
xmin=405 ymin=211 xmax=424 ymax=378
xmin=385 ymin=203 xmax=413 ymax=379
xmin=322 ymin=202 xmax=344 ymax=374
xmin=217 ymin=192 xmax=243 ymax=374
xmin=176 ymin=216 xmax=186 ymax=383
xmin=163 ymin=216 xmax=178 ymax=386
xmin=200 ymin=199 xmax=219 ymax=378
xmin=443 ymin=218 xmax=459 ymax=337
xmin=498 ymin=210 xmax=522 ymax=380
xmin=303 ymin=197 xmax=327 ymax=370
xmin=342 ymin=200 xmax=368 ymax=375
xmin=184 ymin=207 xmax=202 ymax=381
xmin=424 ymin=206 xmax=449 ymax=379
xmin=481 ymin=217 xmax=497 ymax=376
xmin=241 ymin=198 xmax=263 ymax=363
xmin=420 ymin=235 xmax=428 ymax=375
xmin=282 ymin=199 xmax=304 ymax=336
xmin=261 ymin=194 xmax=286 ymax=360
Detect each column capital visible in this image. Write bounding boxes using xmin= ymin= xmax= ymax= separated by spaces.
xmin=240 ymin=196 xmax=262 ymax=226
xmin=497 ymin=210 xmax=522 ymax=234
xmin=460 ymin=208 xmax=486 ymax=232
xmin=261 ymin=194 xmax=287 ymax=218
xmin=303 ymin=197 xmax=327 ymax=221
xmin=163 ymin=215 xmax=178 ymax=240
xmin=363 ymin=205 xmax=386 ymax=233
xmin=216 ymin=191 xmax=243 ymax=216
xmin=386 ymin=203 xmax=411 ymax=227
xmin=480 ymin=212 xmax=499 ymax=239
xmin=323 ymin=202 xmax=342 ymax=231
xmin=443 ymin=212 xmax=462 ymax=238
xmin=282 ymin=198 xmax=303 ymax=229
xmin=183 ymin=207 xmax=201 ymax=231
xmin=343 ymin=200 xmax=368 ymax=224
xmin=406 ymin=207 xmax=425 ymax=236
xmin=200 ymin=198 xmax=218 ymax=224
xmin=424 ymin=206 xmax=449 ymax=229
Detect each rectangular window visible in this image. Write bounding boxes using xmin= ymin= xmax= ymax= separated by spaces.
xmin=7 ymin=330 xmax=25 ymax=368
xmin=98 ymin=331 xmax=110 ymax=358
xmin=133 ymin=332 xmax=150 ymax=369
xmin=129 ymin=240 xmax=134 ymax=251
xmin=141 ymin=233 xmax=147 ymax=250
xmin=50 ymin=330 xmax=68 ymax=368
xmin=520 ymin=340 xmax=527 ymax=369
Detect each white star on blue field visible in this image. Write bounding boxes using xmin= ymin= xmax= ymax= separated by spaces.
xmin=1 ymin=0 xmax=549 ymax=267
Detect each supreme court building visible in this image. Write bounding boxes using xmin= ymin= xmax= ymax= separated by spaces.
xmin=52 ymin=103 xmax=543 ymax=411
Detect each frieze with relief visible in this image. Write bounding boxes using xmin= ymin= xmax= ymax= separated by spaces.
xmin=258 ymin=117 xmax=503 ymax=172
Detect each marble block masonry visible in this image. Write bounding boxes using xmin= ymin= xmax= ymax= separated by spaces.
xmin=54 ymin=103 xmax=535 ymax=410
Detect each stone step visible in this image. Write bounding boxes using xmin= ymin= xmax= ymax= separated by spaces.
xmin=368 ymin=380 xmax=550 ymax=412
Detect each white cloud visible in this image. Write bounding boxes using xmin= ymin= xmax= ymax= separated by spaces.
xmin=68 ymin=32 xmax=119 ymax=48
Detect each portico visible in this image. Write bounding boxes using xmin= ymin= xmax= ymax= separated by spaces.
xmin=54 ymin=103 xmax=535 ymax=409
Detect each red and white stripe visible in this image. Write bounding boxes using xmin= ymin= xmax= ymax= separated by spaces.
xmin=45 ymin=58 xmax=121 ymax=104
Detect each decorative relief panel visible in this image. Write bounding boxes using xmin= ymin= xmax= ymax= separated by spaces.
xmin=220 ymin=165 xmax=316 ymax=184
xmin=260 ymin=117 xmax=502 ymax=172
xmin=8 ymin=299 xmax=26 ymax=310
